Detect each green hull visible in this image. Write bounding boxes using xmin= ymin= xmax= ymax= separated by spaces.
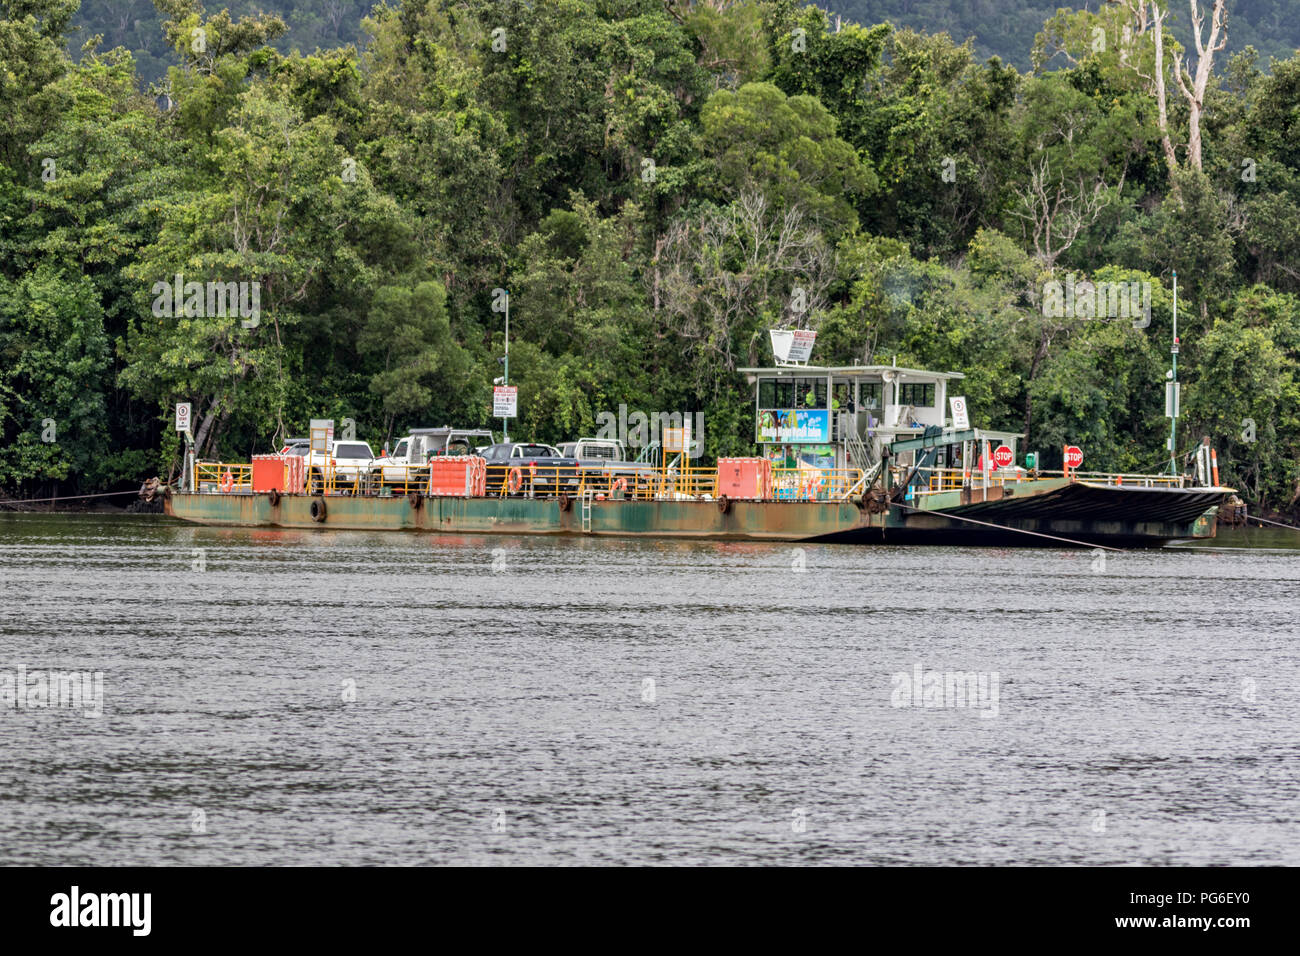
xmin=166 ymin=479 xmax=1227 ymax=547
xmin=167 ymin=491 xmax=876 ymax=541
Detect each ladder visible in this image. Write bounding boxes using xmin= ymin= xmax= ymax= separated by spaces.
xmin=840 ymin=421 xmax=883 ymax=499
xmin=845 ymin=426 xmax=878 ymax=472
xmin=580 ymin=490 xmax=593 ymax=533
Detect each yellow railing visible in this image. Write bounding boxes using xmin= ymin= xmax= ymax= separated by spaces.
xmin=771 ymin=468 xmax=864 ymax=501
xmin=192 ymin=460 xmax=866 ymax=501
xmin=650 ymin=466 xmax=718 ymax=500
xmin=368 ymin=464 xmax=430 ymax=495
xmin=916 ymin=466 xmax=1188 ymax=495
xmin=195 ymin=461 xmax=252 ymax=493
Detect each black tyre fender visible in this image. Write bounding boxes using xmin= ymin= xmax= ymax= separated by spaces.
xmin=267 ymin=488 xmax=281 ymax=506
xmin=558 ymin=493 xmax=572 ymax=512
xmin=409 ymin=492 xmax=423 ymax=510
xmin=717 ymin=494 xmax=731 ymax=515
xmin=310 ymin=497 xmax=327 ymax=523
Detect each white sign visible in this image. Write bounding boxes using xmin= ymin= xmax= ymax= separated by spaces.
xmin=493 ymin=386 xmax=517 ymax=419
xmin=175 ymin=402 xmax=191 ymax=432
xmin=1165 ymin=382 xmax=1180 ymax=418
xmin=769 ymin=329 xmax=817 ymax=364
xmin=309 ymin=418 xmax=334 ymax=453
xmin=949 ymin=395 xmax=970 ymax=430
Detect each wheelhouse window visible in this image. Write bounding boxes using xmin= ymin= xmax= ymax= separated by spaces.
xmin=898 ymin=383 xmax=936 ymax=407
xmin=758 ymin=379 xmax=796 ymax=409
xmin=795 ymin=379 xmax=827 ymax=408
xmin=858 ymin=383 xmax=882 ymax=409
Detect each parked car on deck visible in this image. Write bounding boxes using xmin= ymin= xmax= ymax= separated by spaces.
xmin=370 ymin=427 xmax=495 ymax=490
xmin=479 ymin=442 xmax=581 ymax=496
xmin=558 ymin=437 xmax=658 ymax=492
xmin=306 ymin=440 xmax=376 ymax=494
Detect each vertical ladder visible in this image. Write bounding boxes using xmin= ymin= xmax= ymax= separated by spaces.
xmin=580 ymin=491 xmax=593 ymax=533
xmin=844 ymin=425 xmax=878 ymax=475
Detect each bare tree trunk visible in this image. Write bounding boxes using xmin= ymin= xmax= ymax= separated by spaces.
xmin=1122 ymin=2 xmax=1182 ymax=186
xmin=192 ymin=395 xmax=221 ymax=456
xmin=1149 ymin=4 xmax=1180 ymax=180
xmin=1173 ymin=0 xmax=1228 ymax=172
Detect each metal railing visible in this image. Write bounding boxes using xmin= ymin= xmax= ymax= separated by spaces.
xmin=771 ymin=468 xmax=864 ymax=501
xmin=195 ymin=461 xmax=252 ymax=493
xmin=190 ymin=460 xmax=868 ymax=502
xmin=916 ymin=466 xmax=1188 ymax=495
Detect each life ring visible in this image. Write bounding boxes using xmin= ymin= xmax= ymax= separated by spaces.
xmin=558 ymin=493 xmax=571 ymax=512
xmin=310 ymin=497 xmax=327 ymax=522
xmin=409 ymin=492 xmax=423 ymax=510
xmin=507 ymin=467 xmax=523 ymax=493
xmin=717 ymin=494 xmax=731 ymax=514
xmin=267 ymin=488 xmax=280 ymax=506
xmin=611 ymin=477 xmax=628 ymax=495
xmin=220 ymin=470 xmax=234 ymax=493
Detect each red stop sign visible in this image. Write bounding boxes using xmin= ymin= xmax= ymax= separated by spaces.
xmin=1064 ymin=445 xmax=1083 ymax=469
xmin=993 ymin=445 xmax=1014 ymax=468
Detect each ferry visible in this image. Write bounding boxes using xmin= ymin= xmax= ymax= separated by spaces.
xmin=163 ymin=360 xmax=1232 ymax=548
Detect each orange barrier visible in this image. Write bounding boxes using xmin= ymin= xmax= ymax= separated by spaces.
xmin=716 ymin=457 xmax=772 ymax=500
xmin=428 ymin=455 xmax=487 ymax=496
xmin=251 ymin=455 xmax=307 ymax=493
xmin=251 ymin=455 xmax=284 ymax=492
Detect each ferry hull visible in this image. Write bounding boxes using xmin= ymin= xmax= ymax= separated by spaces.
xmin=165 ymin=480 xmax=1226 ymax=547
xmin=166 ymin=491 xmax=874 ymax=541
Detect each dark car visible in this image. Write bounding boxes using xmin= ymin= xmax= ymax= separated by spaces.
xmin=479 ymin=442 xmax=587 ymax=496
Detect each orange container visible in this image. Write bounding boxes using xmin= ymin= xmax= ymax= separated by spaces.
xmin=716 ymin=457 xmax=772 ymax=500
xmin=428 ymin=456 xmax=487 ymax=497
xmin=251 ymin=455 xmax=286 ymax=492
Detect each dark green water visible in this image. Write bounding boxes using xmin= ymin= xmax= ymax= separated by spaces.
xmin=1 ymin=512 xmax=1297 ymax=865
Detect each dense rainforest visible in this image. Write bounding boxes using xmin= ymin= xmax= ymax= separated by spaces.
xmin=2 ymin=0 xmax=1299 ymax=511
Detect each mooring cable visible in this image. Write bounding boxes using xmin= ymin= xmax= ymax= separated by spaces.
xmin=0 ymin=490 xmax=143 ymax=507
xmin=1243 ymin=513 xmax=1300 ymax=532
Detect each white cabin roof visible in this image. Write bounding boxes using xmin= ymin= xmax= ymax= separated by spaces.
xmin=737 ymin=364 xmax=965 ymax=382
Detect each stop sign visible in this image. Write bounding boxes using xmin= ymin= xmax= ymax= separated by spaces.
xmin=1064 ymin=445 xmax=1084 ymax=469
xmin=993 ymin=445 xmax=1014 ymax=468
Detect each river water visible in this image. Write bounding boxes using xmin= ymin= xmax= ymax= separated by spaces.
xmin=0 ymin=512 xmax=1296 ymax=866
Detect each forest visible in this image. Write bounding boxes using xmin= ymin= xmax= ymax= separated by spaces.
xmin=2 ymin=0 xmax=1299 ymax=512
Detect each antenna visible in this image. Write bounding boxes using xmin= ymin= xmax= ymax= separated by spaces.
xmin=1168 ymin=271 xmax=1179 ymax=476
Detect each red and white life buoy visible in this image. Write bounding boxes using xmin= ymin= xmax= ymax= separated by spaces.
xmin=507 ymin=467 xmax=523 ymax=493
xmin=220 ymin=470 xmax=234 ymax=493
xmin=611 ymin=477 xmax=628 ymax=495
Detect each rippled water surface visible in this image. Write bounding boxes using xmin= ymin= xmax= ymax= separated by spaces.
xmin=1 ymin=512 xmax=1297 ymax=865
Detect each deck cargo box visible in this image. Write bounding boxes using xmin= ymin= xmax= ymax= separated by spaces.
xmin=428 ymin=456 xmax=487 ymax=497
xmin=716 ymin=457 xmax=772 ymax=500
xmin=251 ymin=455 xmax=285 ymax=493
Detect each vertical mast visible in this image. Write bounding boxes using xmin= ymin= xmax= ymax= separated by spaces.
xmin=1169 ymin=272 xmax=1179 ymax=476
xmin=503 ymin=291 xmax=510 ymax=444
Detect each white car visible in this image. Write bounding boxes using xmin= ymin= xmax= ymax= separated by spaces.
xmin=306 ymin=440 xmax=376 ymax=492
xmin=370 ymin=428 xmax=494 ymax=485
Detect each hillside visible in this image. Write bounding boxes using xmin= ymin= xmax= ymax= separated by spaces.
xmin=70 ymin=1 xmax=1300 ymax=81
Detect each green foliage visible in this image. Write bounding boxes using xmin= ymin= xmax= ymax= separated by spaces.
xmin=2 ymin=0 xmax=1300 ymax=513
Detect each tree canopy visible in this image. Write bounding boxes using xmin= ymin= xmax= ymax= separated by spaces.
xmin=3 ymin=0 xmax=1299 ymax=512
